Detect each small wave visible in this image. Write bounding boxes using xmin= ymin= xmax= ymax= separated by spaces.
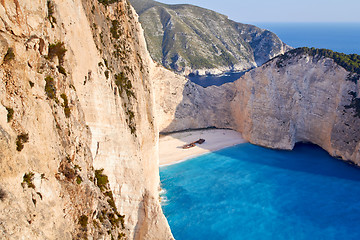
xmin=160 ymin=195 xmax=169 ymax=206
xmin=159 ymin=188 xmax=167 ymax=195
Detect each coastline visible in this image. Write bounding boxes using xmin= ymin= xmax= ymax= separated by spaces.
xmin=159 ymin=129 xmax=247 ymax=167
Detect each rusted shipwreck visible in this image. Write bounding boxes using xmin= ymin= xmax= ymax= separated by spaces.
xmin=182 ymin=139 xmax=205 ymax=149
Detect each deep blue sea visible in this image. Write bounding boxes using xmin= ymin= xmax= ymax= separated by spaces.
xmin=160 ymin=143 xmax=360 ymax=240
xmin=256 ymin=22 xmax=360 ymax=55
xmin=189 ymin=22 xmax=360 ymax=87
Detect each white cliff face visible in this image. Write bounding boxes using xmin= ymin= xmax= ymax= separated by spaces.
xmin=157 ymin=53 xmax=360 ymax=164
xmin=75 ymin=0 xmax=173 ymax=238
xmin=152 ymin=65 xmax=236 ymax=133
xmin=0 ymin=0 xmax=173 ymax=239
xmin=233 ymin=54 xmax=360 ymax=164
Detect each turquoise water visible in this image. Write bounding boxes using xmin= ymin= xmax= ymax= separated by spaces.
xmin=160 ymin=143 xmax=360 ymax=240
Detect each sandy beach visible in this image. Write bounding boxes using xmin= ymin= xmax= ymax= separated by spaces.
xmin=159 ymin=129 xmax=247 ymax=166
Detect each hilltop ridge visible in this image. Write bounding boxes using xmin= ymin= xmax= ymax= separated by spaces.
xmin=129 ymin=0 xmax=292 ymax=75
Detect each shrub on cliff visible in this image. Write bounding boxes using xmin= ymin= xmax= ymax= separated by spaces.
xmin=45 ymin=76 xmax=57 ymax=100
xmin=60 ymin=93 xmax=70 ymax=118
xmin=48 ymin=42 xmax=67 ymax=64
xmin=277 ymin=47 xmax=360 ymax=75
xmin=16 ymin=133 xmax=29 ymax=152
xmin=22 ymin=172 xmax=35 ymax=189
xmin=95 ymin=169 xmax=109 ymax=191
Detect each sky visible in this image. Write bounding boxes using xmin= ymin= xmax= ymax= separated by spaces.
xmin=156 ymin=0 xmax=360 ymax=23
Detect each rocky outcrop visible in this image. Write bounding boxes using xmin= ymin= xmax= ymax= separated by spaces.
xmin=157 ymin=49 xmax=360 ymax=164
xmin=153 ymin=66 xmax=235 ymax=132
xmin=233 ymin=51 xmax=360 ymax=164
xmin=129 ymin=0 xmax=291 ymax=75
xmin=0 ymin=0 xmax=172 ymax=239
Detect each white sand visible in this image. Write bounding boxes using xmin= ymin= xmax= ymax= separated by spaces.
xmin=159 ymin=129 xmax=247 ymax=166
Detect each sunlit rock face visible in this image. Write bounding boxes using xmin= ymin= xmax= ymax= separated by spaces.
xmin=0 ymin=0 xmax=173 ymax=239
xmin=232 ymin=53 xmax=360 ymax=164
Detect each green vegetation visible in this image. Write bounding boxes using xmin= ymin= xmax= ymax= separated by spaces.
xmin=3 ymin=47 xmax=15 ymax=63
xmin=118 ymin=232 xmax=126 ymax=239
xmin=6 ymin=107 xmax=14 ymax=122
xmin=276 ymin=47 xmax=360 ymax=76
xmin=29 ymin=81 xmax=34 ymax=88
xmin=114 ymin=72 xmax=135 ymax=99
xmin=45 ymin=76 xmax=57 ymax=100
xmin=47 ymin=0 xmax=56 ymax=27
xmin=96 ymin=208 xmax=125 ymax=229
xmin=22 ymin=172 xmax=35 ymax=189
xmin=95 ymin=169 xmax=109 ymax=191
xmin=48 ymin=42 xmax=67 ymax=64
xmin=16 ymin=133 xmax=29 ymax=151
xmin=60 ymin=93 xmax=70 ymax=118
xmin=125 ymin=107 xmax=136 ymax=135
xmin=104 ymin=191 xmax=117 ymax=211
xmin=114 ymin=72 xmax=137 ymax=135
xmin=110 ymin=20 xmax=121 ymax=39
xmin=79 ymin=215 xmax=88 ymax=229
xmin=74 ymin=165 xmax=82 ymax=171
xmin=76 ymin=175 xmax=83 ymax=184
xmin=187 ymin=54 xmax=215 ymax=69
xmin=57 ymin=65 xmax=67 ymax=76
xmin=94 ymin=169 xmax=125 ymax=229
xmin=130 ymin=0 xmax=288 ymax=73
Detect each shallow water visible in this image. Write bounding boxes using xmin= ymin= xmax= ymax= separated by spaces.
xmin=160 ymin=143 xmax=360 ymax=240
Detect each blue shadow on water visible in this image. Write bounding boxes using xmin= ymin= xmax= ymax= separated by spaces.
xmin=187 ymin=71 xmax=246 ymax=88
xmin=160 ymin=143 xmax=360 ymax=240
xmin=216 ymin=143 xmax=360 ymax=183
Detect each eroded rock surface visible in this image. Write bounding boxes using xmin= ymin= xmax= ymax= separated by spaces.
xmin=0 ymin=0 xmax=173 ymax=239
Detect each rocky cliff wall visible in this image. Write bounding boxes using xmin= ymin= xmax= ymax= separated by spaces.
xmin=153 ymin=66 xmax=235 ymax=133
xmin=233 ymin=53 xmax=360 ymax=164
xmin=157 ymin=52 xmax=360 ymax=164
xmin=0 ymin=0 xmax=173 ymax=239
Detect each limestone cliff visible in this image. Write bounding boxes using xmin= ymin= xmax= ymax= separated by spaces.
xmin=233 ymin=50 xmax=360 ymax=164
xmin=157 ymin=49 xmax=360 ymax=165
xmin=0 ymin=0 xmax=172 ymax=239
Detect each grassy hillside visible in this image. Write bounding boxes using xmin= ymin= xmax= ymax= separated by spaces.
xmin=129 ymin=0 xmax=291 ymax=74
